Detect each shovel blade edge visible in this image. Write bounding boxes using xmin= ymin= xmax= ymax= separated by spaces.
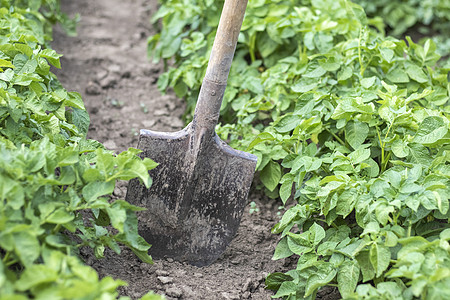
xmin=126 ymin=125 xmax=257 ymax=266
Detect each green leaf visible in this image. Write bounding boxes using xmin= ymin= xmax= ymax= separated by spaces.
xmin=349 ymin=147 xmax=371 ymax=165
xmin=405 ymin=62 xmax=428 ymax=83
xmin=0 ymin=58 xmax=15 ymax=69
xmin=82 ymin=181 xmax=115 ymax=202
xmin=413 ymin=116 xmax=448 ymax=145
xmin=272 ymin=281 xmax=297 ymax=298
xmin=336 ymin=189 xmax=358 ymax=218
xmin=106 ymin=202 xmax=128 ymax=233
xmin=305 ymin=264 xmax=337 ymax=297
xmin=45 ymin=208 xmax=75 ymax=224
xmin=391 ymin=139 xmax=409 ymax=158
xmin=260 ymin=160 xmax=281 ymax=192
xmin=141 ymin=292 xmax=166 ymax=300
xmin=356 ymin=250 xmax=375 ymax=282
xmin=274 ymin=114 xmax=301 ymax=133
xmin=408 ymin=143 xmax=432 ymax=166
xmin=14 ymin=231 xmax=40 ymax=267
xmin=386 ymin=68 xmax=409 ymax=83
xmin=280 ymin=173 xmax=294 ymax=204
xmin=14 ymin=264 xmax=58 ymax=291
xmin=273 ymin=237 xmax=294 ymax=260
xmin=309 ymin=222 xmax=326 ymax=245
xmin=369 ymin=243 xmax=391 ymax=278
xmin=71 ymin=107 xmax=90 ymax=137
xmin=345 ymin=121 xmax=369 ymax=150
xmin=361 ymin=76 xmax=376 ymax=89
xmin=287 ymin=232 xmax=312 ymax=255
xmin=246 ymin=132 xmax=275 ymax=151
xmin=337 ymin=259 xmax=360 ymax=298
xmin=266 ymin=272 xmax=294 ymax=291
xmin=39 ymin=49 xmax=62 ymax=69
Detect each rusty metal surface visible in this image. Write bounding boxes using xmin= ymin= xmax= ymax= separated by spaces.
xmin=126 ymin=124 xmax=257 ymax=266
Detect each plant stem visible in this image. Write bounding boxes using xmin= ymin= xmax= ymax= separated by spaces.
xmin=326 ymin=128 xmax=346 ymax=146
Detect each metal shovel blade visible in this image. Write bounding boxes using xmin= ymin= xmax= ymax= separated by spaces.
xmin=126 ymin=125 xmax=256 ymax=266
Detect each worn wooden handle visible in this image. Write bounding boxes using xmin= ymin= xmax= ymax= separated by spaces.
xmin=205 ymin=0 xmax=248 ymax=85
xmin=192 ymin=0 xmax=248 ymax=133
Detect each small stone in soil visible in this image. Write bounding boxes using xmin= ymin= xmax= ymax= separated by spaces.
xmin=85 ymin=81 xmax=102 ymax=95
xmin=165 ymin=286 xmax=183 ymax=298
xmin=108 ymin=64 xmax=121 ymax=73
xmin=157 ymin=276 xmax=173 ymax=285
xmin=166 ymin=257 xmax=174 ymax=263
xmin=95 ymin=69 xmax=108 ymax=81
xmin=242 ymin=278 xmax=253 ymax=292
xmin=169 ymin=118 xmax=185 ymax=129
xmin=220 ymin=291 xmax=240 ymax=300
xmin=153 ymin=109 xmax=168 ymax=116
xmin=99 ymin=74 xmax=118 ymax=89
xmin=142 ymin=119 xmax=156 ymax=128
xmin=155 ymin=269 xmax=169 ymax=276
xmin=102 ymin=140 xmax=117 ymax=150
xmin=193 ymin=273 xmax=203 ymax=278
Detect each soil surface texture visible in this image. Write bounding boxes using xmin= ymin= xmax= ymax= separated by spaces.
xmin=52 ymin=1 xmax=340 ymax=299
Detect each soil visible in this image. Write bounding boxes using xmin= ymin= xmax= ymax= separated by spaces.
xmin=51 ymin=0 xmax=340 ymax=299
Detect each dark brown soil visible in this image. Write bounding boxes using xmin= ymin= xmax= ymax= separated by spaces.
xmin=51 ymin=0 xmax=293 ymax=299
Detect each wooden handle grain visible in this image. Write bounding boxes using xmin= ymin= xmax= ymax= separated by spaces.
xmin=205 ymin=0 xmax=248 ymax=85
xmin=192 ymin=0 xmax=248 ymax=133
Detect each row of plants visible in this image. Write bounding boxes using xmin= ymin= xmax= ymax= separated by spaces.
xmin=0 ymin=1 xmax=162 ymax=299
xmin=355 ymin=0 xmax=450 ymax=61
xmin=149 ymin=0 xmax=450 ymax=298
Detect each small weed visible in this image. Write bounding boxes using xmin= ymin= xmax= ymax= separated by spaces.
xmin=249 ymin=201 xmax=259 ymax=214
xmin=140 ymin=102 xmax=149 ymax=113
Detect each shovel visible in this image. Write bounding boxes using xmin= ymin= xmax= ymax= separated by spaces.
xmin=126 ymin=0 xmax=256 ymax=267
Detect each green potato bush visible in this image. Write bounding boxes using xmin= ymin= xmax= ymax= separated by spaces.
xmin=149 ymin=0 xmax=450 ymax=298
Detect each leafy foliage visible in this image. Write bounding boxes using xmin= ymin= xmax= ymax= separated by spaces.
xmin=149 ymin=0 xmax=450 ymax=298
xmin=0 ymin=2 xmax=164 ymax=299
xmin=354 ymin=0 xmax=450 ymax=61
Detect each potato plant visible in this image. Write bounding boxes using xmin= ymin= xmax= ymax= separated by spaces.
xmin=149 ymin=0 xmax=450 ymax=298
xmin=0 ymin=2 xmax=163 ymax=299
